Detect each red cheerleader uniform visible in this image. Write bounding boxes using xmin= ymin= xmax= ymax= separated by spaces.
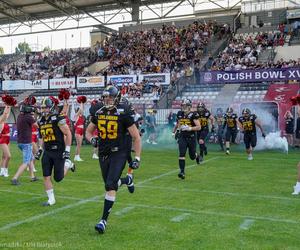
xmin=75 ymin=115 xmax=84 ymax=136
xmin=0 ymin=123 xmax=10 ymax=144
xmin=32 ymin=126 xmax=38 ymax=143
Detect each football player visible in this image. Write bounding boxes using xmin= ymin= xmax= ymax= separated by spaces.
xmin=86 ymin=85 xmax=141 ymax=234
xmin=223 ymin=107 xmax=238 ymax=155
xmin=173 ymin=99 xmax=201 ymax=179
xmin=214 ymin=108 xmax=224 ymax=151
xmin=237 ymin=108 xmax=265 ymax=160
xmin=196 ymin=102 xmax=214 ymax=162
xmin=38 ymin=97 xmax=75 ymax=206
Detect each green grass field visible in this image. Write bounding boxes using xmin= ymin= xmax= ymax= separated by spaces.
xmin=0 ymin=142 xmax=299 ymax=250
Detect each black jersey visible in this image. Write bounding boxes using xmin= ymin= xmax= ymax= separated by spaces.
xmin=238 ymin=114 xmax=257 ymax=134
xmin=198 ymin=110 xmax=211 ymax=130
xmin=38 ymin=114 xmax=66 ymax=151
xmin=223 ymin=113 xmax=238 ymax=129
xmin=177 ymin=110 xmax=199 ymax=137
xmin=90 ymin=103 xmax=134 ymax=155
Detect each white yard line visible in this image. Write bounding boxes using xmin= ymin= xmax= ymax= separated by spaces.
xmin=126 ymin=203 xmax=300 ymax=225
xmin=0 ymin=196 xmax=100 ymax=232
xmin=239 ymin=219 xmax=255 ymax=230
xmin=137 ymin=185 xmax=299 ymax=202
xmin=170 ymin=213 xmax=190 ymax=222
xmin=136 ymin=157 xmax=220 ymax=186
xmin=115 ymin=207 xmax=135 ymax=216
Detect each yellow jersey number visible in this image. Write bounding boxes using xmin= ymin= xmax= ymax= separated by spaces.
xmin=98 ymin=120 xmax=118 ymax=139
xmin=243 ymin=121 xmax=253 ymax=131
xmin=40 ymin=128 xmax=56 ymax=142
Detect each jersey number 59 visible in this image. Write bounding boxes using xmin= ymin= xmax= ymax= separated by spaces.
xmin=98 ymin=120 xmax=118 ymax=139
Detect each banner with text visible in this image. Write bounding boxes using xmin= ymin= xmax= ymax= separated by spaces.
xmin=49 ymin=78 xmax=75 ymax=89
xmin=77 ymin=76 xmax=105 ymax=88
xmin=3 ymin=79 xmax=48 ymax=90
xmin=200 ymin=67 xmax=300 ymax=84
xmin=107 ymin=75 xmax=137 ymax=86
xmin=139 ymin=73 xmax=170 ymax=85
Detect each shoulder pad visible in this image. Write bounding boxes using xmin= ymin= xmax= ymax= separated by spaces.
xmin=90 ymin=102 xmax=103 ymax=116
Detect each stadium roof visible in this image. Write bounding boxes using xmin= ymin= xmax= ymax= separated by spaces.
xmin=0 ymin=0 xmax=242 ymax=37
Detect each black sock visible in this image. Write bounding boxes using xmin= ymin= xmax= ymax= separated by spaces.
xmin=200 ymin=144 xmax=205 ymax=157
xmin=120 ymin=175 xmax=130 ymax=185
xmin=101 ymin=194 xmax=115 ymax=221
xmin=179 ymin=159 xmax=185 ymax=172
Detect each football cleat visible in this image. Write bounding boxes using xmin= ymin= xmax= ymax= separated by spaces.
xmin=292 ymin=185 xmax=300 ymax=195
xmin=178 ymin=172 xmax=185 ymax=179
xmin=127 ymin=174 xmax=135 ymax=194
xmin=42 ymin=199 xmax=56 ymax=206
xmin=226 ymin=150 xmax=230 ymax=155
xmin=11 ymin=179 xmax=20 ymax=185
xmin=30 ymin=177 xmax=38 ymax=182
xmin=95 ymin=219 xmax=107 ymax=234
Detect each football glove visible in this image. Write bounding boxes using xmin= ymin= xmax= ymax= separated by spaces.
xmin=34 ymin=148 xmax=43 ymax=160
xmin=129 ymin=158 xmax=140 ymax=169
xmin=180 ymin=125 xmax=191 ymax=131
xmin=62 ymin=151 xmax=70 ymax=159
xmin=90 ymin=137 xmax=98 ymax=147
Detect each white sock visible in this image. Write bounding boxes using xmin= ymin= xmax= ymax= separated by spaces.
xmin=4 ymin=168 xmax=8 ymax=175
xmin=46 ymin=189 xmax=55 ymax=203
xmin=0 ymin=167 xmax=4 ymax=174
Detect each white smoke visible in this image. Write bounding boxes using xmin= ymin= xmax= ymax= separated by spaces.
xmin=256 ymin=131 xmax=288 ymax=153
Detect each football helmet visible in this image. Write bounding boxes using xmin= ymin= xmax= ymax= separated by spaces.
xmin=41 ymin=97 xmax=56 ymax=116
xmin=197 ymin=102 xmax=206 ymax=113
xmin=102 ymin=85 xmax=121 ymax=109
xmin=242 ymin=108 xmax=251 ymax=117
xmin=181 ymin=99 xmax=192 ymax=113
xmin=226 ymin=107 xmax=233 ymax=115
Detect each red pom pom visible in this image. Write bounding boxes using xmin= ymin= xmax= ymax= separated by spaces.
xmin=59 ymin=89 xmax=70 ymax=100
xmin=2 ymin=94 xmax=17 ymax=106
xmin=77 ymin=96 xmax=87 ymax=104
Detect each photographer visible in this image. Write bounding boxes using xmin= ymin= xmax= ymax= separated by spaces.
xmin=11 ymin=98 xmax=38 ymax=185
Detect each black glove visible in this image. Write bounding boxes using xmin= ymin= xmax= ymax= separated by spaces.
xmin=34 ymin=148 xmax=43 ymax=160
xmin=262 ymin=132 xmax=266 ymax=138
xmin=129 ymin=158 xmax=140 ymax=169
xmin=90 ymin=137 xmax=98 ymax=147
xmin=62 ymin=151 xmax=70 ymax=159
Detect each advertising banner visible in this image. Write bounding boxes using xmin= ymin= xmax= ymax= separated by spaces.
xmin=107 ymin=75 xmax=137 ymax=86
xmin=200 ymin=67 xmax=300 ymax=84
xmin=49 ymin=78 xmax=75 ymax=89
xmin=139 ymin=73 xmax=170 ymax=85
xmin=77 ymin=76 xmax=105 ymax=88
xmin=2 ymin=79 xmax=48 ymax=90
